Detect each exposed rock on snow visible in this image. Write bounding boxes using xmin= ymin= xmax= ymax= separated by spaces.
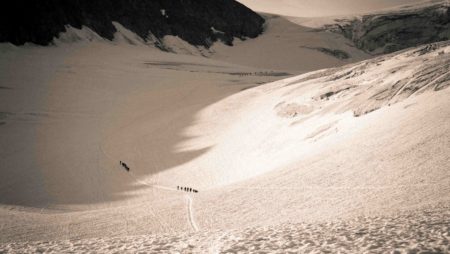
xmin=0 ymin=0 xmax=264 ymax=47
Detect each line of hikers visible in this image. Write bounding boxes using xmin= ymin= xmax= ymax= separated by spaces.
xmin=177 ymin=186 xmax=198 ymax=193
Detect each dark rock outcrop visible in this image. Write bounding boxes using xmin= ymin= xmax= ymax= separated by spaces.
xmin=0 ymin=0 xmax=265 ymax=47
xmin=324 ymin=4 xmax=450 ymax=54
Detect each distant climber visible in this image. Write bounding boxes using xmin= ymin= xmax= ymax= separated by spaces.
xmin=120 ymin=161 xmax=130 ymax=172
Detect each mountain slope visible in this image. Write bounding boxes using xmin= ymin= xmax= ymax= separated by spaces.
xmin=0 ymin=0 xmax=264 ymax=47
xmin=161 ymin=41 xmax=450 ymax=192
xmin=0 ymin=42 xmax=448 ymax=253
xmin=210 ymin=14 xmax=370 ymax=72
xmin=322 ymin=2 xmax=450 ymax=54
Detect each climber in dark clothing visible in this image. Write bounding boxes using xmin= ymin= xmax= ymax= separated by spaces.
xmin=120 ymin=161 xmax=130 ymax=171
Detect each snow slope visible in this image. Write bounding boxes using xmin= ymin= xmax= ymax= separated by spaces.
xmin=210 ymin=14 xmax=370 ymax=72
xmin=0 ymin=41 xmax=292 ymax=208
xmin=0 ymin=17 xmax=370 ymax=207
xmin=192 ymin=42 xmax=450 ymax=230
xmin=2 ymin=206 xmax=448 ymax=253
xmin=152 ymin=41 xmax=450 ymax=193
xmin=0 ymin=40 xmax=449 ymax=252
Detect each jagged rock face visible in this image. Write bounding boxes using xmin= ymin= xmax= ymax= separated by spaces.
xmin=1 ymin=0 xmax=264 ymax=47
xmin=325 ymin=4 xmax=450 ymax=54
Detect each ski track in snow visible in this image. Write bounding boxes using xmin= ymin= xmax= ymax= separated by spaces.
xmin=105 ymin=141 xmax=201 ymax=233
xmin=98 ymin=141 xmax=200 ymax=233
xmin=186 ymin=195 xmax=199 ymax=232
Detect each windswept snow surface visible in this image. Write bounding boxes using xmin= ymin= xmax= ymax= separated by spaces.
xmin=1 ymin=206 xmax=449 ymax=253
xmin=0 ymin=30 xmax=449 ymax=253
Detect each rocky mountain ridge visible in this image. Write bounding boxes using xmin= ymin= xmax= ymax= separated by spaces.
xmin=0 ymin=0 xmax=265 ymax=47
